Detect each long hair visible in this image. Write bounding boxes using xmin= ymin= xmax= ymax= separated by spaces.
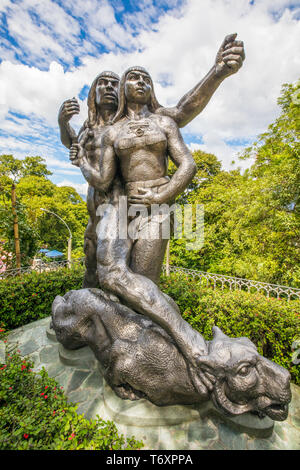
xmin=84 ymin=71 xmax=120 ymax=129
xmin=112 ymin=66 xmax=161 ymax=124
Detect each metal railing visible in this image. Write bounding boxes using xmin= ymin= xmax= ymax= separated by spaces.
xmin=0 ymin=258 xmax=84 ymax=279
xmin=162 ymin=265 xmax=300 ymax=301
xmin=1 ymin=259 xmax=299 ymax=301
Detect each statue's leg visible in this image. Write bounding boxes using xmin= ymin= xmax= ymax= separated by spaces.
xmin=130 ymin=233 xmax=180 ymax=313
xmin=83 ymin=186 xmax=100 ymax=288
xmin=96 ymin=203 xmax=208 ymax=373
xmin=83 ymin=219 xmax=99 ymax=288
xmin=130 ymin=236 xmax=168 ymax=284
xmin=129 ymin=189 xmax=175 ymax=284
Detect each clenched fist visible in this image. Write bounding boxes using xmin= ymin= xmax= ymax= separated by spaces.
xmin=58 ymin=97 xmax=80 ymax=125
xmin=215 ymin=33 xmax=245 ymax=78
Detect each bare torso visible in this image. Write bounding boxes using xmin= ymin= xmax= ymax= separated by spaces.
xmin=78 ymin=125 xmax=110 ymax=217
xmin=80 ymin=126 xmax=107 ymax=171
xmin=113 ymin=115 xmax=168 ymax=182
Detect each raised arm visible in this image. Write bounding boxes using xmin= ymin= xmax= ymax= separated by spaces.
xmin=58 ymin=98 xmax=80 ymax=148
xmin=157 ymin=34 xmax=245 ymax=128
xmin=158 ymin=118 xmax=197 ymax=201
xmin=78 ymin=129 xmax=117 ymax=193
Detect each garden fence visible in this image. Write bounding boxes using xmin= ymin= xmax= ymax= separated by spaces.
xmin=162 ymin=265 xmax=300 ymax=301
xmin=1 ymin=258 xmax=299 ymax=301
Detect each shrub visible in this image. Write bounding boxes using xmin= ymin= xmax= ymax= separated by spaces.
xmin=160 ymin=273 xmax=300 ymax=385
xmin=0 ymin=265 xmax=84 ymax=330
xmin=0 ymin=348 xmax=143 ymax=450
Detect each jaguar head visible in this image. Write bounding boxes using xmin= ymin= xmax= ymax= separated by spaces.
xmin=198 ymin=327 xmax=291 ymax=421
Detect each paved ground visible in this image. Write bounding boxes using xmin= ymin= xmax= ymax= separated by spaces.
xmin=2 ymin=316 xmax=300 ymax=450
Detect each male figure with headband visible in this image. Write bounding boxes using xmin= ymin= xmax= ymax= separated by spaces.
xmin=58 ymin=70 xmax=120 ymax=288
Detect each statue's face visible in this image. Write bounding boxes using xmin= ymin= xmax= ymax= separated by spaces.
xmin=95 ymin=75 xmax=119 ymax=109
xmin=125 ymin=70 xmax=152 ymax=105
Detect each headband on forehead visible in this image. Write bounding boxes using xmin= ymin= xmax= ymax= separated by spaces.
xmin=97 ymin=71 xmax=120 ymax=81
xmin=112 ymin=66 xmax=161 ymax=124
xmin=124 ymin=66 xmax=150 ymax=77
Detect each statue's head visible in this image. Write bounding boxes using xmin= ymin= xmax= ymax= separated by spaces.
xmin=112 ymin=66 xmax=161 ymax=123
xmin=87 ymin=71 xmax=120 ymax=127
xmin=198 ymin=327 xmax=291 ymax=421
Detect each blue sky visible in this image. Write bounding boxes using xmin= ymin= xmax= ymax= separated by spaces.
xmin=0 ymin=0 xmax=299 ymax=195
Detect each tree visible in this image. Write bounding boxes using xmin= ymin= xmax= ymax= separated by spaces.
xmin=0 ymin=155 xmax=52 ymax=268
xmin=17 ymin=179 xmax=88 ymax=255
xmin=168 ymin=149 xmax=221 ymax=205
xmin=0 ymin=155 xmax=51 ymax=181
xmin=0 ymin=202 xmax=39 ymax=268
xmin=237 ymin=79 xmax=300 ymax=285
xmin=166 ymin=149 xmax=223 ymax=269
xmin=168 ymin=80 xmax=300 ymax=287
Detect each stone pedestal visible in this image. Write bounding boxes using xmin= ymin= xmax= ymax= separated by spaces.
xmin=3 ymin=317 xmax=300 ymax=450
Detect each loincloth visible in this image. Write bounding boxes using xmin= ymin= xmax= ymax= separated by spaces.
xmin=125 ymin=176 xmax=170 ymax=198
xmin=125 ymin=176 xmax=174 ymax=240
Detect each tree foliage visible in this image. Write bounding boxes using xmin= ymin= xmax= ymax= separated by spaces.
xmin=0 ymin=155 xmax=88 ymax=267
xmin=169 ymin=80 xmax=300 ymax=287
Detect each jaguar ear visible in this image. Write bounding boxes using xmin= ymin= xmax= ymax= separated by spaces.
xmin=208 ymin=326 xmax=231 ymax=354
xmin=212 ymin=326 xmax=230 ymax=341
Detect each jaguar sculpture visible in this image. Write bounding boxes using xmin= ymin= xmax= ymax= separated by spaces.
xmin=51 ymin=288 xmax=291 ymax=421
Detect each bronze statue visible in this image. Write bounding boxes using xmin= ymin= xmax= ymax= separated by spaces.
xmin=54 ymin=35 xmax=292 ymax=419
xmin=58 ymin=34 xmax=245 ymax=288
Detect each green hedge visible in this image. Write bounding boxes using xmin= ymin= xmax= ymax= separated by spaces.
xmin=0 ymin=348 xmax=143 ymax=450
xmin=160 ymin=273 xmax=300 ymax=385
xmin=0 ymin=266 xmax=84 ymax=330
xmin=0 ymin=267 xmax=299 ymax=384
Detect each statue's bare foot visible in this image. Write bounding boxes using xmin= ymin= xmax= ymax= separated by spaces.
xmin=185 ymin=328 xmax=208 ymax=365
xmin=187 ymin=362 xmax=214 ymax=397
xmin=101 ymin=288 xmax=120 ymax=304
xmin=180 ymin=328 xmax=216 ymax=395
xmin=113 ymin=384 xmax=145 ymax=401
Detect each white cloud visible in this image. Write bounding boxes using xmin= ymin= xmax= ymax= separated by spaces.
xmin=57 ymin=179 xmax=88 ymax=196
xmin=45 ymin=156 xmax=78 ymax=170
xmin=0 ymin=60 xmax=89 ymax=127
xmin=0 ymin=136 xmax=33 ymax=152
xmin=189 ymin=136 xmax=254 ymax=172
xmin=55 ymin=169 xmax=83 ymax=176
xmin=0 ymin=0 xmax=10 ymax=12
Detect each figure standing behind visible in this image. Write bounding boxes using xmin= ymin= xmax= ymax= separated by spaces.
xmin=58 ymin=71 xmax=120 ymax=288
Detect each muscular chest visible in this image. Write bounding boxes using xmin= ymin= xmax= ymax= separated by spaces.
xmin=115 ymin=119 xmax=167 ymax=155
xmin=83 ymin=130 xmax=104 ymax=152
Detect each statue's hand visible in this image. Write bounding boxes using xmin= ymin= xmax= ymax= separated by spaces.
xmin=69 ymin=143 xmax=80 ymax=167
xmin=128 ymin=188 xmax=160 ymax=207
xmin=215 ymin=33 xmax=245 ymax=78
xmin=58 ymin=97 xmax=80 ymax=125
xmin=70 ymin=128 xmax=93 ymax=167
